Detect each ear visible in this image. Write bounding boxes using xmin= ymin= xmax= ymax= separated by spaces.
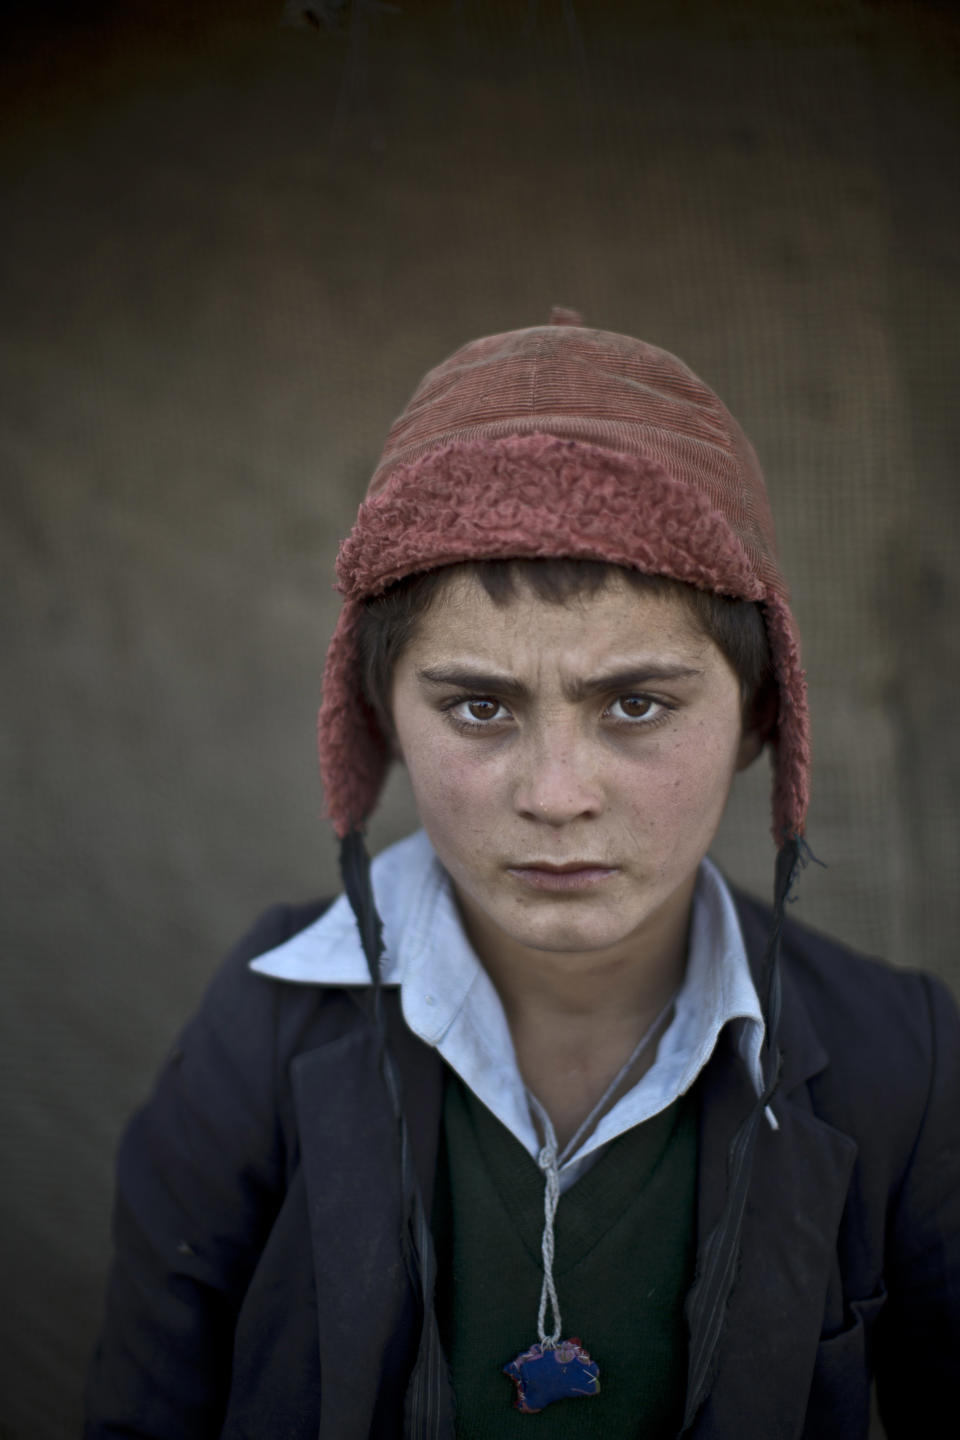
xmin=735 ymin=681 xmax=777 ymax=773
xmin=735 ymin=726 xmax=765 ymax=772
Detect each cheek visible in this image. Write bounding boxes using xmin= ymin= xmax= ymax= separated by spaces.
xmin=676 ymin=723 xmax=741 ymax=799
xmin=617 ymin=725 xmax=741 ymax=851
xmin=402 ymin=735 xmax=498 ymax=849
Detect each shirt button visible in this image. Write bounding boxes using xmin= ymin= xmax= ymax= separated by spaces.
xmin=424 ymin=994 xmax=435 ymax=1006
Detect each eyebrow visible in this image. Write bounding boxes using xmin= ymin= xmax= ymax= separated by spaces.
xmin=416 ymin=663 xmax=704 ymax=702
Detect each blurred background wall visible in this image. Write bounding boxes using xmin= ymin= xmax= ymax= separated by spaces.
xmin=2 ymin=1 xmax=958 ymax=1434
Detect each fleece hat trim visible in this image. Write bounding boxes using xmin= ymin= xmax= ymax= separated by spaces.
xmin=319 ymin=429 xmax=810 ymax=844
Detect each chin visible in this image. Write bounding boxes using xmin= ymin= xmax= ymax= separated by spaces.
xmin=499 ymin=909 xmax=639 ymax=957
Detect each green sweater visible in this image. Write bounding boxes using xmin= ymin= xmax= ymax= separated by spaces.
xmin=432 ymin=1074 xmax=697 ymax=1438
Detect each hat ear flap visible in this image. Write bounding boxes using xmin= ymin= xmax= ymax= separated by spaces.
xmin=318 ymin=599 xmax=392 ymax=838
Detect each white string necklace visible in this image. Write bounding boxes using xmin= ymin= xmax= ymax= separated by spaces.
xmin=503 ymin=991 xmax=678 ymax=1414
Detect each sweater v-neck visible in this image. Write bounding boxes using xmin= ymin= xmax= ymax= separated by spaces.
xmin=433 ymin=1071 xmax=698 ymax=1437
xmin=451 ymin=1074 xmax=687 ymax=1272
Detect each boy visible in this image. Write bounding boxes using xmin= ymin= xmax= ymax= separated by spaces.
xmin=86 ymin=312 xmax=960 ymax=1438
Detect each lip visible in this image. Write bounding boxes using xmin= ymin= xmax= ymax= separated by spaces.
xmin=506 ymin=863 xmax=619 ymax=893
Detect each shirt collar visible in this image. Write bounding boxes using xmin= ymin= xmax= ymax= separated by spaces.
xmin=250 ymin=829 xmax=765 ymax=1165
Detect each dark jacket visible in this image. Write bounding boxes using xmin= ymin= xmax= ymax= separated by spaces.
xmin=85 ymin=892 xmax=960 ymax=1439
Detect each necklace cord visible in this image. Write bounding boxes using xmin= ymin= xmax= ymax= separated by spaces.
xmin=526 ymin=990 xmax=678 ymax=1349
xmin=536 ymin=1134 xmax=563 ymax=1346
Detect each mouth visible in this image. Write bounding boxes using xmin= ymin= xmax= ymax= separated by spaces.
xmin=506 ymin=863 xmax=619 ymax=893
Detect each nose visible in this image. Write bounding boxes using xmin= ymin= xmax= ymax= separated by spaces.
xmin=513 ymin=725 xmax=605 ymax=825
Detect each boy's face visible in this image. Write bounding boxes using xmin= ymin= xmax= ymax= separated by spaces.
xmin=390 ymin=571 xmax=761 ymax=977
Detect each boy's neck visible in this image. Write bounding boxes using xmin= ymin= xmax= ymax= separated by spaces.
xmin=458 ymin=884 xmax=693 ymax=1151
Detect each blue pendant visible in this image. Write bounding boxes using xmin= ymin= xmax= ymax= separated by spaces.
xmin=503 ymin=1338 xmax=601 ymax=1413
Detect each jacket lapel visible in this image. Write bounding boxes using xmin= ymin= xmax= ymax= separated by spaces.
xmin=686 ymin=903 xmax=857 ymax=1438
xmin=292 ymin=995 xmax=444 ymax=1439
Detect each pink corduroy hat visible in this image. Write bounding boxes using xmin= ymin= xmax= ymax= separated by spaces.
xmin=319 ymin=309 xmax=810 ymax=846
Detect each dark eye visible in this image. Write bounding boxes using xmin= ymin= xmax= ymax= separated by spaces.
xmin=465 ymin=698 xmax=500 ymax=721
xmin=607 ymin=694 xmax=667 ymax=725
xmin=617 ymin=695 xmax=654 ymax=719
xmin=444 ymin=696 xmax=512 ymax=731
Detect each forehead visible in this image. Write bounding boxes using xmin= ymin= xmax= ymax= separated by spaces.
xmin=404 ymin=568 xmax=714 ymax=666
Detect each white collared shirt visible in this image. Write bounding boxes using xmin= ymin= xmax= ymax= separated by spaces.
xmin=251 ymin=829 xmax=765 ymax=1190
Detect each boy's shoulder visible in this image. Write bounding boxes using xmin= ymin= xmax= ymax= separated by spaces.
xmin=732 ymin=884 xmax=960 ymax=1147
xmin=187 ymin=898 xmax=352 ymax=1067
xmin=732 ymin=882 xmax=955 ymax=1024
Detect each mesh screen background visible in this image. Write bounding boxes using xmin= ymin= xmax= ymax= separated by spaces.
xmin=2 ymin=2 xmax=957 ymax=1433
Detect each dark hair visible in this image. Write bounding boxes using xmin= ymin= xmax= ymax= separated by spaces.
xmin=356 ymin=558 xmax=773 ymax=730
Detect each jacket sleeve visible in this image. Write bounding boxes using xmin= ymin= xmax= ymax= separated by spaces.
xmin=874 ymin=972 xmax=960 ymax=1436
xmin=84 ymin=905 xmax=316 ymax=1439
